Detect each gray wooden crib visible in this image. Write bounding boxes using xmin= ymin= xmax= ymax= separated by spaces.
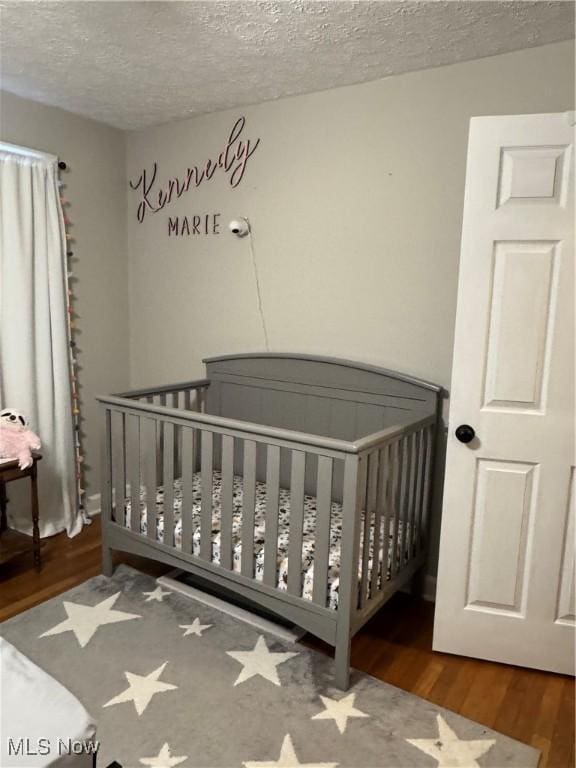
xmin=98 ymin=353 xmax=441 ymax=689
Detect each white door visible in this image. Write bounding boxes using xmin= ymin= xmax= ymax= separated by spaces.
xmin=434 ymin=113 xmax=575 ymax=674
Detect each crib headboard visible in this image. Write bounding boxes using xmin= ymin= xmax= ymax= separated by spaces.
xmin=203 ymin=353 xmax=441 ymax=442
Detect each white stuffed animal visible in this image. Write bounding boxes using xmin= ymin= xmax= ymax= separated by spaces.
xmin=0 ymin=409 xmax=41 ymax=469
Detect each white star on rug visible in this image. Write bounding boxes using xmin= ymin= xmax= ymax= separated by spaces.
xmin=406 ymin=714 xmax=496 ymax=767
xmin=243 ymin=734 xmax=338 ymax=768
xmin=180 ymin=618 xmax=212 ymax=637
xmin=143 ymin=586 xmax=171 ymax=603
xmin=311 ymin=693 xmax=369 ymax=734
xmin=39 ymin=592 xmax=140 ymax=648
xmin=103 ymin=662 xmax=178 ymax=716
xmin=139 ymin=742 xmax=187 ymax=767
xmin=227 ymin=635 xmax=298 ymax=687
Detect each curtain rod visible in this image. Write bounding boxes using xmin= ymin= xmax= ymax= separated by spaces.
xmin=0 ymin=141 xmax=66 ymax=168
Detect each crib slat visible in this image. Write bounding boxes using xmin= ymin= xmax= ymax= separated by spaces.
xmin=352 ymin=454 xmax=368 ymax=610
xmin=400 ymin=433 xmax=415 ymax=569
xmin=220 ymin=435 xmax=235 ymax=570
xmin=379 ymin=442 xmax=392 ymax=585
xmin=410 ymin=431 xmax=423 ymax=556
xmin=419 ymin=426 xmax=434 ymax=553
xmin=371 ymin=448 xmax=384 ymax=599
xmin=354 ymin=456 xmax=367 ymax=606
xmin=312 ymin=456 xmax=333 ymax=606
xmin=398 ymin=436 xmax=411 ymax=575
xmin=241 ymin=440 xmax=257 ymax=577
xmin=401 ymin=436 xmax=412 ymax=574
xmin=127 ymin=415 xmax=141 ymax=532
xmin=287 ymin=450 xmax=306 ymax=596
xmin=358 ymin=451 xmax=377 ymax=606
xmin=111 ymin=411 xmax=126 ymax=525
xmin=405 ymin=432 xmax=415 ymax=558
xmin=263 ymin=445 xmax=281 ymax=586
xmin=184 ymin=389 xmax=192 ymax=412
xmin=412 ymin=429 xmax=422 ymax=552
xmin=157 ymin=394 xmax=166 ymax=482
xmin=390 ymin=439 xmax=401 ymax=575
xmin=200 ymin=430 xmax=214 ymax=560
xmin=169 ymin=394 xmax=181 ymax=478
xmin=414 ymin=429 xmax=426 ymax=553
xmin=143 ymin=417 xmax=158 ymax=540
xmin=162 ymin=422 xmax=175 ymax=547
xmin=181 ymin=427 xmax=195 ymax=553
xmin=100 ymin=407 xmax=112 ymax=504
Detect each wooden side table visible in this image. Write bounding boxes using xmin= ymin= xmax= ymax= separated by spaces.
xmin=0 ymin=453 xmax=42 ymax=570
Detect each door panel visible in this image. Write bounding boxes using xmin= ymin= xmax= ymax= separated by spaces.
xmin=483 ymin=241 xmax=557 ymax=411
xmin=434 ymin=113 xmax=574 ymax=675
xmin=556 ymin=467 xmax=575 ymax=626
xmin=466 ymin=460 xmax=537 ymax=614
xmin=497 ymin=145 xmax=570 ymax=207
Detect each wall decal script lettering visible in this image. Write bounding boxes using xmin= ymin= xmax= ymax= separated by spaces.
xmin=129 ymin=117 xmax=260 ymax=223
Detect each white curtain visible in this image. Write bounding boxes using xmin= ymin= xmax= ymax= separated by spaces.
xmin=0 ymin=148 xmax=82 ymax=537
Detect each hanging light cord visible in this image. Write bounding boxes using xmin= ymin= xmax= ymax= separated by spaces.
xmin=246 ymin=221 xmax=270 ymax=352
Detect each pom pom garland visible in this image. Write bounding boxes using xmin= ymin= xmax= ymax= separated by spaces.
xmin=60 ymin=162 xmax=87 ymax=521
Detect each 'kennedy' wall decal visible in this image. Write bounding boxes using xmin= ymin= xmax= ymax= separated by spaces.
xmin=129 ymin=116 xmax=261 ymax=224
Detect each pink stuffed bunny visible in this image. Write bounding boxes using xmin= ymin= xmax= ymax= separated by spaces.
xmin=0 ymin=409 xmax=41 ymax=469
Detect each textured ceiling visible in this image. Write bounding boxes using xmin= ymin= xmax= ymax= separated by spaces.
xmin=0 ymin=1 xmax=573 ymax=131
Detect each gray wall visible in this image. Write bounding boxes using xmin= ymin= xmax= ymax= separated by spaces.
xmin=126 ymin=41 xmax=574 ymax=390
xmin=1 ymin=90 xmax=130 ymax=497
xmin=126 ymin=40 xmax=575 ymax=575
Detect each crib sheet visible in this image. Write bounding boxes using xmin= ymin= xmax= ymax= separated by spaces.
xmin=122 ymin=471 xmax=410 ymax=609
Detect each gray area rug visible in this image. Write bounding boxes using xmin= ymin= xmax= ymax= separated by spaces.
xmin=1 ymin=566 xmax=539 ymax=767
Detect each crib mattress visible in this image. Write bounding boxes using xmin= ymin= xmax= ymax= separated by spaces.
xmin=122 ymin=471 xmax=409 ymax=610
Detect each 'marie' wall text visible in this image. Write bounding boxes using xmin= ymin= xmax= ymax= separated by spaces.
xmin=168 ymin=214 xmax=221 ymax=236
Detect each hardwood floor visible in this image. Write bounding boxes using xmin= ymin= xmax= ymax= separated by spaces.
xmin=1 ymin=519 xmax=573 ymax=767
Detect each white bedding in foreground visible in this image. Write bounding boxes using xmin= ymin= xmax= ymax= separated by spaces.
xmin=0 ymin=637 xmax=97 ymax=768
xmin=122 ymin=471 xmax=411 ymax=609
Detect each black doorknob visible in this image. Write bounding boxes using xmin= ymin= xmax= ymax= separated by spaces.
xmin=455 ymin=424 xmax=475 ymax=444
